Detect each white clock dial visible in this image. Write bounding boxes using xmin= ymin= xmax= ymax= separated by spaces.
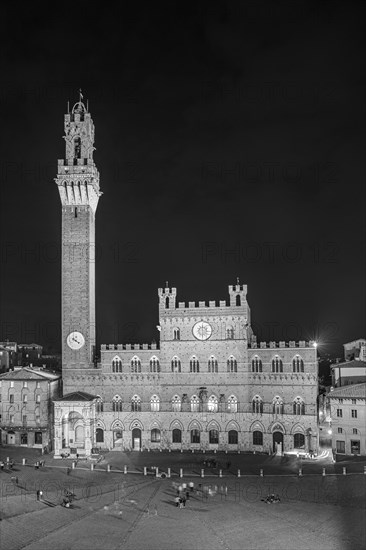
xmin=66 ymin=331 xmax=85 ymax=350
xmin=192 ymin=321 xmax=212 ymax=341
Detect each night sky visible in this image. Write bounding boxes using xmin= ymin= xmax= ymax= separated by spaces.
xmin=0 ymin=1 xmax=365 ymax=357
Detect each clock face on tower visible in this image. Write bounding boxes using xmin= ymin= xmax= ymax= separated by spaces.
xmin=192 ymin=321 xmax=212 ymax=341
xmin=66 ymin=331 xmax=85 ymax=350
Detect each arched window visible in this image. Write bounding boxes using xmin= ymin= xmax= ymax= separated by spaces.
xmin=131 ymin=356 xmax=141 ymax=373
xmin=131 ymin=395 xmax=141 ymax=412
xmin=112 ymin=395 xmax=122 ymax=412
xmin=272 ymin=396 xmax=284 ymax=415
xmin=151 ymin=428 xmax=161 ymax=442
xmin=236 ymin=295 xmax=241 ymax=306
xmin=208 ymin=356 xmax=218 ymax=373
xmin=96 ymin=396 xmax=103 ymax=413
xmin=173 ymin=328 xmax=180 ymax=340
xmin=149 ymin=356 xmax=160 ymax=373
xmin=251 ymin=356 xmax=262 ymax=373
xmin=191 ymin=429 xmax=200 ymax=443
xmin=165 ymin=296 xmax=169 ymax=309
xmin=96 ymin=428 xmax=104 ymax=443
xmin=293 ymin=397 xmax=305 ymax=416
xmin=112 ymin=356 xmax=122 ymax=373
xmin=227 ymin=356 xmax=237 ymax=373
xmin=191 ymin=395 xmax=200 ymax=412
xmin=172 ymin=428 xmax=182 ymax=443
xmin=227 ymin=395 xmax=238 ymax=413
xmin=228 ymin=430 xmax=238 ymax=444
xmin=272 ymin=356 xmax=283 ymax=373
xmin=74 ymin=137 xmax=81 ymax=158
xmin=293 ymin=355 xmax=304 ymax=373
xmin=190 ymin=356 xmax=199 ymax=373
xmin=226 ymin=326 xmax=234 ymax=340
xmin=252 ymin=396 xmax=263 ymax=414
xmin=150 ymin=395 xmax=160 ymax=412
xmin=294 ymin=433 xmax=305 ymax=448
xmin=171 ymin=356 xmax=181 ymax=373
xmin=171 ymin=395 xmax=181 ymax=412
xmin=253 ymin=431 xmax=263 ymax=445
xmin=207 ymin=395 xmax=218 ymax=413
xmin=209 ymin=429 xmax=219 ymax=444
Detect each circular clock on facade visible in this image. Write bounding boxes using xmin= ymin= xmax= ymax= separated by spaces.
xmin=66 ymin=331 xmax=85 ymax=350
xmin=192 ymin=321 xmax=212 ymax=341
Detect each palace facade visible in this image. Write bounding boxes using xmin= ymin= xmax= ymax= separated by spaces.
xmin=53 ymin=99 xmax=319 ymax=457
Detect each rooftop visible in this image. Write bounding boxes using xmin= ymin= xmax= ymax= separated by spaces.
xmin=331 ymin=360 xmax=366 ymax=369
xmin=328 ymin=382 xmax=366 ymax=399
xmin=55 ymin=391 xmax=97 ymax=402
xmin=0 ymin=367 xmax=60 ymax=381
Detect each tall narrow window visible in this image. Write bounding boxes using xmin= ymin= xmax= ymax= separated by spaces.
xmin=251 ymin=356 xmax=262 ymax=373
xmin=165 ymin=297 xmax=169 ymax=309
xmin=272 ymin=356 xmax=283 ymax=373
xmin=173 ymin=328 xmax=180 ymax=340
xmin=150 ymin=356 xmax=160 ymax=372
xmin=227 ymin=356 xmax=237 ymax=372
xmin=292 ymin=355 xmax=304 ymax=373
xmin=208 ymin=356 xmax=218 ymax=373
xmin=74 ymin=137 xmax=81 ymax=158
xmin=190 ymin=356 xmax=199 ymax=373
xmin=131 ymin=356 xmax=141 ymax=373
xmin=171 ymin=356 xmax=181 ymax=373
xmin=236 ymin=295 xmax=241 ymax=306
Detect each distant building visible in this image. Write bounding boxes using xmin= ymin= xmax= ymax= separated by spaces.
xmin=0 ymin=367 xmax=61 ymax=449
xmin=0 ymin=347 xmax=11 ymax=373
xmin=18 ymin=343 xmax=43 ymax=366
xmin=343 ymin=339 xmax=366 ymax=362
xmin=0 ymin=341 xmax=19 ymax=371
xmin=328 ymin=383 xmax=366 ymax=456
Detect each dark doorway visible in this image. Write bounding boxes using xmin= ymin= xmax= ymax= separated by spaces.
xmin=132 ymin=428 xmax=142 ymax=450
xmin=272 ymin=431 xmax=283 ymax=453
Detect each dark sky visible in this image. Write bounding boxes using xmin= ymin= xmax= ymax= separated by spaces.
xmin=0 ymin=1 xmax=365 ymax=357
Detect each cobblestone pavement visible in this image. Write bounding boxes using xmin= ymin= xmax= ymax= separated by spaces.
xmin=1 ymin=448 xmax=365 ymax=549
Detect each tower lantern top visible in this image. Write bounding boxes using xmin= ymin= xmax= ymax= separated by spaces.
xmin=71 ymin=101 xmax=87 ymax=115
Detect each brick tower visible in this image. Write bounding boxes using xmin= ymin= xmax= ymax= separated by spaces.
xmin=55 ymin=94 xmax=101 ymax=389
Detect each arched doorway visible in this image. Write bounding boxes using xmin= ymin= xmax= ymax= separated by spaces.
xmin=132 ymin=428 xmax=141 ymax=450
xmin=273 ymin=431 xmax=284 ymax=454
xmin=75 ymin=425 xmax=85 ymax=445
xmin=96 ymin=428 xmax=104 ymax=444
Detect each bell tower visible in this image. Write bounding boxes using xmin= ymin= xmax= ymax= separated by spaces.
xmin=55 ymin=94 xmax=102 ymax=384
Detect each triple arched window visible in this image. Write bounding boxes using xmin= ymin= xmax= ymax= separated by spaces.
xmin=191 ymin=395 xmax=200 ymax=412
xmin=112 ymin=395 xmax=122 ymax=412
xmin=190 ymin=356 xmax=199 ymax=373
xmin=227 ymin=395 xmax=238 ymax=413
xmin=293 ymin=355 xmax=304 ymax=373
xmin=227 ymin=356 xmax=237 ymax=372
xmin=171 ymin=356 xmax=181 ymax=373
xmin=251 ymin=356 xmax=262 ymax=373
xmin=112 ymin=357 xmax=122 ymax=373
xmin=96 ymin=396 xmax=103 ymax=413
xmin=272 ymin=356 xmax=283 ymax=373
xmin=208 ymin=356 xmax=218 ymax=373
xmin=272 ymin=396 xmax=284 ymax=415
xmin=207 ymin=395 xmax=218 ymax=412
xmin=252 ymin=395 xmax=263 ymax=414
xmin=150 ymin=395 xmax=160 ymax=412
xmin=149 ymin=356 xmax=160 ymax=373
xmin=131 ymin=356 xmax=141 ymax=373
xmin=131 ymin=394 xmax=141 ymax=412
xmin=171 ymin=395 xmax=181 ymax=412
xmin=293 ymin=397 xmax=305 ymax=416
